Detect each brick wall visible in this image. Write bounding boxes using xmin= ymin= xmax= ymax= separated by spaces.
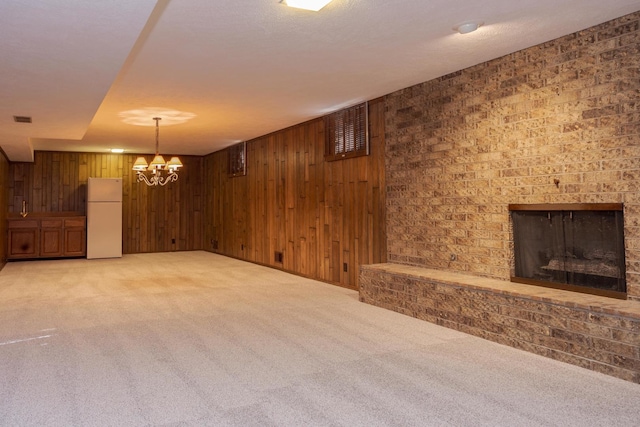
xmin=384 ymin=12 xmax=640 ymax=299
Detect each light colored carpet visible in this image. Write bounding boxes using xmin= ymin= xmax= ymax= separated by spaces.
xmin=0 ymin=251 xmax=638 ymax=427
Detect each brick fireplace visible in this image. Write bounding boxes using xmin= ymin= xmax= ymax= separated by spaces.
xmin=360 ymin=11 xmax=640 ymax=382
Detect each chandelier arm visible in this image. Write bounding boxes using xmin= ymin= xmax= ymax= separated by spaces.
xmin=157 ymin=172 xmax=179 ymax=186
xmin=136 ymin=171 xmax=155 ymax=186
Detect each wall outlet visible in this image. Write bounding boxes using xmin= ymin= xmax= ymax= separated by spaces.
xmin=171 ymin=238 xmax=176 ymax=244
xmin=274 ymin=251 xmax=283 ymax=263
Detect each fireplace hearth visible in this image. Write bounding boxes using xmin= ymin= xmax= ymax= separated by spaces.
xmin=509 ymin=204 xmax=626 ymax=299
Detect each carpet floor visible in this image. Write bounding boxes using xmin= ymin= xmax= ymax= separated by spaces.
xmin=0 ymin=251 xmax=638 ymax=426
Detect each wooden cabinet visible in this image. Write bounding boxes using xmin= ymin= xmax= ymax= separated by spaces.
xmin=7 ymin=215 xmax=86 ymax=259
xmin=7 ymin=219 xmax=39 ymax=259
xmin=40 ymin=219 xmax=64 ymax=257
xmin=63 ymin=218 xmax=86 ymax=257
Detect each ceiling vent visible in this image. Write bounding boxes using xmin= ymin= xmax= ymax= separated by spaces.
xmin=13 ymin=116 xmax=32 ymax=123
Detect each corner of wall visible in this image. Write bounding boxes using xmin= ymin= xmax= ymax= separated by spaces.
xmin=0 ymin=148 xmax=10 ymax=269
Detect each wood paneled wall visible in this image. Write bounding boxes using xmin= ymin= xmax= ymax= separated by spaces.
xmin=8 ymin=152 xmax=204 ymax=254
xmin=0 ymin=150 xmax=9 ymax=266
xmin=204 ymin=98 xmax=386 ymax=289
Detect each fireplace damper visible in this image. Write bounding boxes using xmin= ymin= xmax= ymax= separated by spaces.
xmin=509 ymin=204 xmax=626 ymax=299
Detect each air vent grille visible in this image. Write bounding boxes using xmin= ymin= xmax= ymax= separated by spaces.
xmin=13 ymin=116 xmax=32 ymax=123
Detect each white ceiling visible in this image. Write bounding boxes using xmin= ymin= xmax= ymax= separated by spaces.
xmin=2 ymin=0 xmax=639 ymax=162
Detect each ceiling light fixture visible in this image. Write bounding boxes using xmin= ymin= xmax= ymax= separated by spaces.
xmin=132 ymin=117 xmax=183 ymax=186
xmin=282 ymin=0 xmax=333 ymax=12
xmin=119 ymin=108 xmax=196 ymax=126
xmin=111 ymin=148 xmax=124 ymax=153
xmin=455 ymin=21 xmax=483 ymax=34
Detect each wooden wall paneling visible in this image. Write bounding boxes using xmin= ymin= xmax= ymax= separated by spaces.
xmin=212 ymin=151 xmax=224 ymax=252
xmin=32 ymin=158 xmax=42 ymax=211
xmin=299 ymin=125 xmax=307 ymax=275
xmin=256 ymin=139 xmax=269 ymax=265
xmin=202 ymin=155 xmax=211 ymax=250
xmin=62 ymin=153 xmax=70 ymax=210
xmin=202 ymin=98 xmax=386 ymax=289
xmin=202 ymin=154 xmax=214 ymax=251
xmin=261 ymin=138 xmax=271 ymax=265
xmin=276 ymin=132 xmax=287 ymax=268
xmin=236 ymin=173 xmax=244 ymax=257
xmin=231 ymin=177 xmax=239 ymax=257
xmin=252 ymin=140 xmax=261 ymax=263
xmin=227 ymin=172 xmax=233 ymax=255
xmin=247 ymin=141 xmax=256 ymax=261
xmin=306 ymin=122 xmax=319 ymax=279
xmin=216 ymin=151 xmax=225 ymax=251
xmin=265 ymin=135 xmax=276 ymax=266
xmin=241 ymin=173 xmax=250 ymax=259
xmin=206 ymin=155 xmax=214 ymax=251
xmin=8 ymin=151 xmax=204 ymax=255
xmin=216 ymin=158 xmax=225 ymax=252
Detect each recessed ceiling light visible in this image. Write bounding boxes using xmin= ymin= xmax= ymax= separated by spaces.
xmin=454 ymin=21 xmax=483 ymax=34
xmin=111 ymin=148 xmax=124 ymax=153
xmin=118 ymin=107 xmax=196 ymax=126
xmin=282 ymin=0 xmax=333 ymax=12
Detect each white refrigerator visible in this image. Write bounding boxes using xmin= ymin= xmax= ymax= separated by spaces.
xmin=87 ymin=177 xmax=123 ymax=259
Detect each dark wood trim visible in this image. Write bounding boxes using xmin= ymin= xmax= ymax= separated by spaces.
xmin=508 ymin=203 xmax=623 ymax=211
xmin=511 ymin=276 xmax=627 ymax=300
xmin=208 ymin=250 xmax=359 ymax=291
xmin=0 ymin=150 xmax=9 ymax=267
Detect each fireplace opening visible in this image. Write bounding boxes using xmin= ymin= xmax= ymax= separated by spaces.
xmin=509 ymin=204 xmax=626 ymax=299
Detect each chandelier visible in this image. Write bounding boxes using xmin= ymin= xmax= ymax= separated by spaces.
xmin=132 ymin=117 xmax=183 ymax=186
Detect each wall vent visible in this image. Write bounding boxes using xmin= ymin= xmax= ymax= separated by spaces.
xmin=13 ymin=116 xmax=32 ymax=123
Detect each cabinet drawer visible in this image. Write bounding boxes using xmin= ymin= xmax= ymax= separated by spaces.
xmin=64 ymin=217 xmax=86 ymax=228
xmin=41 ymin=219 xmax=63 ymax=228
xmin=8 ymin=219 xmax=38 ymax=229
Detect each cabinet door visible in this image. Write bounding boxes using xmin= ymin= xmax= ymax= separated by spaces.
xmin=41 ymin=228 xmax=64 ymax=257
xmin=8 ymin=229 xmax=39 ymax=258
xmin=64 ymin=228 xmax=86 ymax=257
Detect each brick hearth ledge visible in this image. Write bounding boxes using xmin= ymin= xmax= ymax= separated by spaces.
xmin=359 ymin=263 xmax=640 ymax=383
